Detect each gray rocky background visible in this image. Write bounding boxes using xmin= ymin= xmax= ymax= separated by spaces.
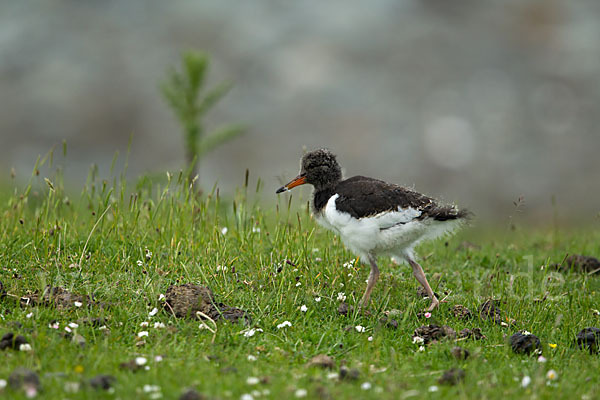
xmin=1 ymin=0 xmax=599 ymax=222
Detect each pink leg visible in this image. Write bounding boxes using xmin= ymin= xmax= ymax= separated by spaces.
xmin=359 ymin=255 xmax=380 ymax=309
xmin=407 ymin=257 xmax=439 ymax=311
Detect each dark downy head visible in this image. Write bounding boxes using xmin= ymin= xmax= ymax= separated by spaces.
xmin=276 ymin=149 xmax=342 ymax=193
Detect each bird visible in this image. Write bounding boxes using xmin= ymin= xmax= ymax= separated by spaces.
xmin=276 ymin=148 xmax=469 ymax=311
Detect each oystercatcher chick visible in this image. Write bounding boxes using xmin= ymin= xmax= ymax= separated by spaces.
xmin=276 ymin=149 xmax=469 ymax=311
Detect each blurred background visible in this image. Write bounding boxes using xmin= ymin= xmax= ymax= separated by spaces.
xmin=1 ymin=0 xmax=599 ymax=223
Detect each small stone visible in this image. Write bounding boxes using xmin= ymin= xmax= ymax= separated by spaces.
xmin=438 ymin=368 xmax=465 ymax=385
xmin=451 ymin=346 xmax=470 ymax=360
xmin=510 ymin=331 xmax=541 ymax=355
xmin=89 ymin=375 xmax=116 ymax=390
xmin=306 ymin=354 xmax=335 ymax=369
xmin=575 ymin=327 xmax=600 ymax=354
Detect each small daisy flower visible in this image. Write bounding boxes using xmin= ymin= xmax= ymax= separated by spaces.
xmin=221 ymin=227 xmax=228 ymax=235
xmin=327 ymin=372 xmax=339 ymax=380
xmin=68 ymin=322 xmax=79 ymax=329
xmin=73 ymin=301 xmax=83 ymax=308
xmin=277 ymin=321 xmax=292 ymax=329
xmin=240 ymin=394 xmax=254 ymax=400
xmin=315 ymin=297 xmax=321 ymax=302
xmin=154 ymin=355 xmax=163 ymax=362
xmin=64 ymin=382 xmax=80 ymax=393
xmin=424 ymin=312 xmax=432 ymax=318
xmin=418 ymin=345 xmax=425 ymax=352
xmin=546 ymin=370 xmax=558 ymax=381
xmin=140 ymin=321 xmax=149 ymax=327
xmin=368 ymin=336 xmax=374 ymax=342
xmin=337 ymin=292 xmax=346 ymax=302
xmin=252 ymin=227 xmax=261 ymax=233
xmin=137 ymin=260 xmax=143 ymax=267
xmin=428 ymin=385 xmax=439 ymax=392
xmin=521 ymin=375 xmax=532 ymax=388
xmin=48 ymin=322 xmax=60 ymax=329
xmin=294 ymin=388 xmax=308 ymax=398
xmin=26 ymin=312 xmax=33 ymax=319
xmin=246 ymin=377 xmax=260 ymax=385
xmin=216 ymin=265 xmax=228 ymax=272
xmin=538 ymin=355 xmax=547 ymax=363
xmin=143 ymin=384 xmax=161 ymax=393
xmin=361 ymin=382 xmax=372 ymax=390
xmin=522 ymin=330 xmax=532 ymax=336
xmin=300 ymin=305 xmax=308 ymax=312
xmin=138 ymin=331 xmax=149 ymax=338
xmin=243 ymin=328 xmax=263 ymax=337
xmin=19 ymin=343 xmax=32 ymax=352
xmin=355 ymin=325 xmax=366 ymax=333
xmin=154 ymin=322 xmax=166 ymax=329
xmin=247 ymin=354 xmax=257 ymax=361
xmin=0 ymin=379 xmax=7 ymax=389
xmin=158 ymin=294 xmax=166 ymax=301
xmin=295 ymin=282 xmax=301 ymax=287
xmin=135 ymin=357 xmax=147 ymax=366
xmin=64 ymin=326 xmax=72 ymax=333
xmin=149 ymin=308 xmax=159 ymax=317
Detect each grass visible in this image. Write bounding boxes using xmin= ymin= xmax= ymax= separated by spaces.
xmin=1 ymin=158 xmax=599 ymax=400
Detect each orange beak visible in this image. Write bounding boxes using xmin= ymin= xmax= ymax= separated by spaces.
xmin=276 ymin=174 xmax=307 ymax=193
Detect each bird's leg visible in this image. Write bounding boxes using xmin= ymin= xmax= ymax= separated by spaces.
xmin=359 ymin=255 xmax=380 ymax=309
xmin=407 ymin=258 xmax=439 ymax=311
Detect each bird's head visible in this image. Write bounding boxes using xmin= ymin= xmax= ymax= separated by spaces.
xmin=276 ymin=149 xmax=342 ymax=193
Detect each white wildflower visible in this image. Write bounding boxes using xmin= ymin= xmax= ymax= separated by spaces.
xmin=137 ymin=260 xmax=143 ymax=267
xmin=68 ymin=322 xmax=79 ymax=329
xmin=240 ymin=394 xmax=254 ymax=400
xmin=143 ymin=384 xmax=161 ymax=393
xmin=355 ymin=325 xmax=366 ymax=333
xmin=521 ymin=375 xmax=531 ymax=388
xmin=522 ymin=330 xmax=531 ymax=336
xmin=418 ymin=346 xmax=425 ymax=352
xmin=361 ymin=382 xmax=372 ymax=390
xmin=277 ymin=321 xmax=292 ymax=329
xmin=26 ymin=312 xmax=33 ymax=319
xmin=327 ymin=372 xmax=339 ymax=380
xmin=19 ymin=343 xmax=32 ymax=352
xmin=221 ymin=227 xmax=228 ymax=235
xmin=48 ymin=322 xmax=59 ymax=329
xmin=337 ymin=292 xmax=346 ymax=302
xmin=140 ymin=321 xmax=149 ymax=327
xmin=0 ymin=379 xmax=6 ymax=389
xmin=154 ymin=322 xmax=166 ymax=329
xmin=149 ymin=308 xmax=159 ymax=317
xmin=368 ymin=336 xmax=374 ymax=342
xmin=252 ymin=227 xmax=261 ymax=233
xmin=300 ymin=305 xmax=308 ymax=312
xmin=247 ymin=354 xmax=257 ymax=361
xmin=64 ymin=326 xmax=72 ymax=333
xmin=158 ymin=294 xmax=166 ymax=301
xmin=315 ymin=297 xmax=321 ymax=302
xmin=546 ymin=370 xmax=558 ymax=381
xmin=73 ymin=301 xmax=83 ymax=308
xmin=155 ymin=355 xmax=163 ymax=362
xmin=428 ymin=385 xmax=439 ymax=392
xmin=538 ymin=355 xmax=547 ymax=363
xmin=413 ymin=336 xmax=425 ymax=344
xmin=243 ymin=328 xmax=263 ymax=337
xmin=246 ymin=377 xmax=260 ymax=385
xmin=216 ymin=265 xmax=228 ymax=272
xmin=296 ymin=282 xmax=301 ymax=287
xmin=64 ymin=382 xmax=80 ymax=393
xmin=138 ymin=331 xmax=149 ymax=338
xmin=135 ymin=357 xmax=147 ymax=366
xmin=294 ymin=388 xmax=307 ymax=398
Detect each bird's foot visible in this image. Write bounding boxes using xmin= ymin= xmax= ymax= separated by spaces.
xmin=425 ymin=297 xmax=440 ymax=312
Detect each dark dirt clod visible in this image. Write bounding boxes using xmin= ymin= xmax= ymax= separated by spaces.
xmin=576 ymin=327 xmax=600 ymax=354
xmin=337 ymin=302 xmax=349 ymax=316
xmin=8 ymin=367 xmax=41 ymax=393
xmin=452 ymin=304 xmax=473 ymax=320
xmin=510 ymin=331 xmax=541 ymax=355
xmin=89 ymin=374 xmax=116 ymax=390
xmin=479 ymin=299 xmax=505 ymax=325
xmin=180 ymin=389 xmax=206 ymax=400
xmin=20 ymin=286 xmax=104 ymax=309
xmin=459 ymin=328 xmax=486 ymax=340
xmin=339 ymin=366 xmax=360 ymax=381
xmin=307 ymin=354 xmax=335 ymax=369
xmin=553 ymin=254 xmax=600 ymax=274
xmin=379 ymin=316 xmax=399 ymax=329
xmin=451 ymin=346 xmax=470 ymax=360
xmin=414 ymin=324 xmax=456 ymax=344
xmin=0 ymin=332 xmax=29 ymax=350
xmin=119 ymin=359 xmax=144 ymax=372
xmin=438 ymin=368 xmax=465 ymax=385
xmin=0 ymin=280 xmax=6 ymax=299
xmin=164 ymin=284 xmax=250 ymax=324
